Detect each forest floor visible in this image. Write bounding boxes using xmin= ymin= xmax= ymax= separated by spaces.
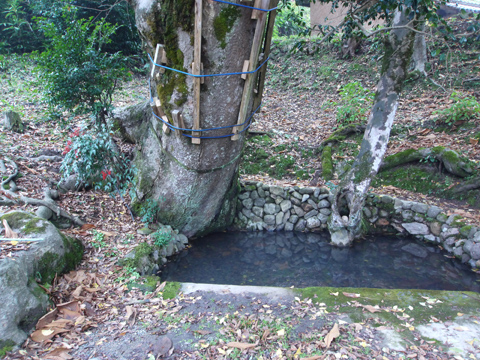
xmin=1 ymin=14 xmax=480 ymax=360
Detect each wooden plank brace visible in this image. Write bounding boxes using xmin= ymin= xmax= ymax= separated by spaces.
xmin=151 ymin=44 xmax=168 ymax=78
xmin=153 ymin=97 xmax=171 ymax=134
xmin=192 ymin=0 xmax=202 ymax=144
xmin=232 ymin=0 xmax=270 ymax=141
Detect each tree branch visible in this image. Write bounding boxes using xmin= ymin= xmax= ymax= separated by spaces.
xmin=1 ymin=157 xmax=85 ymax=226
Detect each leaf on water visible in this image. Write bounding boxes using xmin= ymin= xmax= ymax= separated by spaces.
xmin=342 ymin=292 xmax=360 ymax=298
xmin=226 ymin=342 xmax=256 ymax=350
xmin=3 ymin=220 xmax=19 ymax=239
xmin=324 ymin=323 xmax=340 ymax=349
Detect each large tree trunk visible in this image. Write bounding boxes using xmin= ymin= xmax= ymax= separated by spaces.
xmin=126 ymin=0 xmax=274 ymax=236
xmin=328 ymin=10 xmax=421 ymax=246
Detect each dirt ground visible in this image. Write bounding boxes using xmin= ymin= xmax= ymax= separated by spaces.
xmin=1 ymin=15 xmax=480 ymax=360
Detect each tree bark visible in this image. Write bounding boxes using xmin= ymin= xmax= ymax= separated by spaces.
xmin=127 ymin=0 xmax=272 ymax=237
xmin=411 ymin=23 xmax=427 ymax=75
xmin=328 ymin=10 xmax=421 ymax=246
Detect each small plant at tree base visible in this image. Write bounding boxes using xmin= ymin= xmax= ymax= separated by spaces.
xmin=35 ymin=6 xmax=130 ymax=127
xmin=139 ymin=199 xmax=161 ymax=225
xmin=330 ymin=81 xmax=374 ymax=127
xmin=433 ymin=91 xmax=480 ymax=127
xmin=60 ymin=124 xmax=136 ymax=194
xmin=152 ymin=229 xmax=172 ymax=248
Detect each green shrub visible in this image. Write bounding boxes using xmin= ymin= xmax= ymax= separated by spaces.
xmin=35 ymin=6 xmax=130 ymax=126
xmin=139 ymin=199 xmax=161 ymax=225
xmin=331 ymin=81 xmax=374 ymax=126
xmin=433 ymin=91 xmax=480 ymax=127
xmin=60 ymin=124 xmax=136 ymax=194
xmin=273 ymin=1 xmax=310 ymax=38
xmin=152 ymin=229 xmax=172 ymax=248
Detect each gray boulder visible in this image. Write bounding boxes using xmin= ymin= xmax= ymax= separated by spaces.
xmin=2 ymin=111 xmax=24 ymax=133
xmin=0 ymin=211 xmax=83 ymax=350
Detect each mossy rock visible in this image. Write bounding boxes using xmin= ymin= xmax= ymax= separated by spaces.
xmin=127 ymin=275 xmax=161 ymax=293
xmin=0 ymin=211 xmax=84 ymax=349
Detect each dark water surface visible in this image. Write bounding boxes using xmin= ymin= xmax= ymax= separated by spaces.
xmin=160 ymin=231 xmax=480 ymax=292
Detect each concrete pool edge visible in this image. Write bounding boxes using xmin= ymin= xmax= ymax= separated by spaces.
xmin=180 ymin=283 xmax=480 ymax=357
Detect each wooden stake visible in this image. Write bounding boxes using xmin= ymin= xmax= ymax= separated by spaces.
xmin=241 ymin=60 xmax=250 ymax=80
xmin=232 ymin=0 xmax=270 ymax=141
xmin=154 ymin=98 xmax=170 ymax=134
xmin=192 ymin=0 xmax=202 ymax=145
xmin=251 ymin=0 xmax=262 ymax=19
xmin=192 ymin=62 xmax=205 ymax=84
xmin=151 ymin=44 xmax=161 ymax=78
xmin=172 ymin=110 xmax=183 ymax=138
xmin=253 ymin=0 xmax=278 ymax=111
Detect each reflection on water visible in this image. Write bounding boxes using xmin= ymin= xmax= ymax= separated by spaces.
xmin=160 ymin=231 xmax=480 ymax=291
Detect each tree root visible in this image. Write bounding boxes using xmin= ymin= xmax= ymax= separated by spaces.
xmin=380 ymin=147 xmax=475 ymax=178
xmin=450 ymin=176 xmax=480 ymax=193
xmin=0 ymin=156 xmax=84 ymax=226
xmin=29 ymin=155 xmax=64 ymax=162
xmin=315 ymin=123 xmax=366 ymax=154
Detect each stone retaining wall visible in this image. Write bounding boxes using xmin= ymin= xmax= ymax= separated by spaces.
xmin=233 ymin=181 xmax=480 ymax=270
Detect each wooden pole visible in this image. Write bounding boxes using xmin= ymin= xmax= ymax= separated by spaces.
xmin=192 ymin=0 xmax=202 ymax=145
xmin=232 ymin=0 xmax=270 ymax=141
xmin=253 ymin=0 xmax=278 ymax=111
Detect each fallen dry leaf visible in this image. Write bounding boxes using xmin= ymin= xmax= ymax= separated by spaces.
xmin=36 ymin=308 xmax=59 ymax=330
xmin=324 ymin=323 xmax=340 ymax=349
xmin=343 ymin=292 xmax=360 ymax=298
xmin=125 ymin=305 xmax=137 ymax=326
xmin=2 ymin=219 xmax=18 ymax=239
xmin=227 ymin=342 xmax=256 ymax=350
xmin=44 ymin=347 xmax=73 ymax=360
xmin=362 ymin=304 xmax=382 ymax=313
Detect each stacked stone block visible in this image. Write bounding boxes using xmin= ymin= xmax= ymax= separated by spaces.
xmin=235 ymin=181 xmax=480 ymax=271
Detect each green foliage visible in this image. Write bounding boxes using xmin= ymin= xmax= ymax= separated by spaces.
xmin=90 ymin=230 xmax=106 ymax=249
xmin=0 ymin=0 xmax=141 ymax=55
xmin=0 ymin=0 xmax=42 ymax=52
xmin=273 ymin=1 xmax=310 ymax=38
xmin=330 ymin=82 xmax=374 ymax=127
xmin=60 ymin=124 xmax=136 ymax=194
xmin=35 ymin=7 xmax=130 ymax=125
xmin=152 ymin=229 xmax=172 ymax=248
xmin=433 ymin=91 xmax=480 ymax=127
xmin=139 ymin=199 xmax=161 ymax=225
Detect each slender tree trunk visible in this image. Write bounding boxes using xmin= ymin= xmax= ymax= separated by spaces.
xmin=411 ymin=22 xmax=427 ymax=75
xmin=126 ymin=0 xmax=273 ymax=236
xmin=328 ymin=10 xmax=422 ymax=246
